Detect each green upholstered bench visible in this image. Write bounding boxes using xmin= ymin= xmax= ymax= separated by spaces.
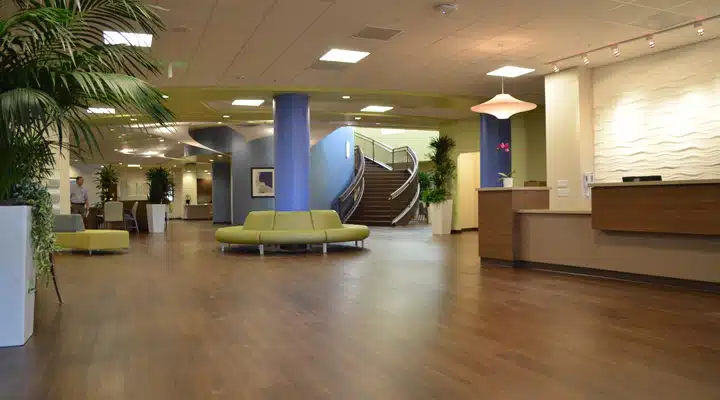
xmin=215 ymin=210 xmax=370 ymax=255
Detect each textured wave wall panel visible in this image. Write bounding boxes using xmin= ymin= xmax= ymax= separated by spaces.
xmin=593 ymin=39 xmax=720 ymax=182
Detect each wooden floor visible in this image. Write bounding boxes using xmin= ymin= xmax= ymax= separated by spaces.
xmin=1 ymin=221 xmax=719 ymax=399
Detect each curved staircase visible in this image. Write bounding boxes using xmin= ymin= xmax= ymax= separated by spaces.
xmin=335 ymin=133 xmax=420 ymax=227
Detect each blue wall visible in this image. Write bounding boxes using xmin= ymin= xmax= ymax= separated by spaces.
xmin=212 ymin=161 xmax=231 ymax=224
xmin=231 ymin=136 xmax=275 ymax=224
xmin=309 ymin=127 xmax=355 ymax=209
xmin=480 ymin=115 xmax=512 ymax=188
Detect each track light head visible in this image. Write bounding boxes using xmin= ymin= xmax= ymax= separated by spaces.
xmin=611 ymin=45 xmax=620 ymax=57
xmin=646 ymin=35 xmax=655 ymax=48
xmin=552 ymin=64 xmax=559 ymax=73
xmin=582 ymin=54 xmax=590 ymax=65
xmin=695 ymin=22 xmax=704 ymax=36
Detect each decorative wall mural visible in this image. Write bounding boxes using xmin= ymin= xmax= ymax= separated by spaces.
xmin=593 ymin=40 xmax=720 ymax=183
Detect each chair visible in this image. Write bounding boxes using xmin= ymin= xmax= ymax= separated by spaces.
xmin=103 ymin=201 xmax=125 ymax=230
xmin=124 ymin=201 xmax=139 ymax=233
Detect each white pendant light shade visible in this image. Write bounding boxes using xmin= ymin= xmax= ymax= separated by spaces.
xmin=471 ymin=93 xmax=537 ymax=119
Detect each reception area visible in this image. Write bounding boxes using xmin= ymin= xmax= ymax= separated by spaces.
xmin=477 ymin=38 xmax=720 ymax=290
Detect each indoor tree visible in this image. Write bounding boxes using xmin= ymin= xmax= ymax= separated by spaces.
xmin=425 ymin=136 xmax=457 ymax=204
xmin=146 ymin=166 xmax=174 ymax=204
xmin=94 ymin=164 xmax=120 ymax=205
xmin=0 ymin=0 xmax=173 ymax=281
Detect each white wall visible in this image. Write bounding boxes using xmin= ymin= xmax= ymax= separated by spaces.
xmin=545 ymin=67 xmax=594 ymax=210
xmin=594 ymin=39 xmax=720 ymax=182
xmin=69 ymin=164 xmax=103 ymax=206
xmin=182 ymin=169 xmax=198 ymax=206
xmin=118 ymin=169 xmax=148 ymax=201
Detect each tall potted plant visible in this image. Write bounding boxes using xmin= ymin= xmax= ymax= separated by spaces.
xmin=0 ymin=0 xmax=172 ymax=347
xmin=426 ymin=136 xmax=456 ymax=235
xmin=145 ymin=167 xmax=173 ymax=233
xmin=94 ymin=165 xmax=120 ymax=205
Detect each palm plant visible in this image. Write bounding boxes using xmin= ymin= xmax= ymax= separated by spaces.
xmin=146 ymin=166 xmax=173 ymax=204
xmin=0 ymin=0 xmax=174 ymax=199
xmin=94 ymin=164 xmax=119 ymax=204
xmin=425 ymin=136 xmax=456 ymax=203
xmin=0 ymin=0 xmax=173 ymax=282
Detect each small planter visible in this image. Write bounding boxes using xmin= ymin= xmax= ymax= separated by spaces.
xmin=0 ymin=205 xmax=35 ymax=347
xmin=146 ymin=204 xmax=167 ymax=233
xmin=502 ymin=178 xmax=514 ymax=188
xmin=428 ymin=199 xmax=453 ymax=235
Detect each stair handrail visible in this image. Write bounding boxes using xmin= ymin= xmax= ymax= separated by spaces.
xmin=389 ymin=146 xmax=418 ymax=200
xmin=391 ymin=181 xmax=420 ymax=226
xmin=336 ymin=146 xmax=365 ymax=222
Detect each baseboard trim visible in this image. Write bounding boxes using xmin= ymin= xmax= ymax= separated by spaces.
xmin=451 ymin=227 xmax=479 ymax=234
xmin=515 ymin=261 xmax=720 ymax=294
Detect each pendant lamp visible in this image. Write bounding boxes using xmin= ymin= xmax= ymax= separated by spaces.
xmin=470 ymin=77 xmax=537 ymax=119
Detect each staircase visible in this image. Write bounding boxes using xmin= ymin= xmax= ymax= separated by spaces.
xmin=335 ymin=133 xmax=420 ymax=227
xmin=347 ymin=161 xmax=410 ymax=226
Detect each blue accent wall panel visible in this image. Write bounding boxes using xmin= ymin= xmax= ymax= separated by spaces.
xmin=274 ymin=93 xmax=310 ymax=211
xmin=231 ymin=136 xmax=274 ymax=224
xmin=310 ymin=127 xmax=355 ymax=210
xmin=480 ymin=115 xmax=512 ymax=188
xmin=212 ymin=161 xmax=231 ymax=224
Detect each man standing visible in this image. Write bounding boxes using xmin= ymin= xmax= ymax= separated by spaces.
xmin=70 ymin=176 xmax=89 ymax=220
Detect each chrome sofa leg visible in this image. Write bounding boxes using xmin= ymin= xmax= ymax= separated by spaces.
xmin=259 ymin=244 xmax=264 ymax=256
xmin=355 ymin=240 xmax=358 ymax=247
xmin=361 ymin=240 xmax=365 ymax=249
xmin=306 ymin=244 xmax=311 ymax=251
xmin=220 ymin=243 xmax=225 ymax=252
xmin=89 ymin=250 xmax=93 ymax=256
xmin=322 ymin=243 xmax=327 ymax=254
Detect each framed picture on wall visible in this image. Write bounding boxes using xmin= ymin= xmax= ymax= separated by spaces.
xmin=251 ymin=168 xmax=275 ymax=198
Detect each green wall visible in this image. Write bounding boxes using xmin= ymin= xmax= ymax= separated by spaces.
xmin=354 ymin=127 xmax=438 ymax=162
xmin=439 ymin=118 xmax=481 ymax=230
xmin=510 ymin=107 xmax=547 ymax=185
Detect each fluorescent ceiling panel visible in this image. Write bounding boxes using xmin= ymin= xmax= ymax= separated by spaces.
xmin=87 ymin=107 xmax=115 ymax=114
xmin=141 ymin=151 xmax=160 ymax=156
xmin=319 ymin=49 xmax=370 ymax=63
xmin=127 ymin=164 xmax=141 ymax=168
xmin=103 ymin=31 xmax=153 ymax=47
xmin=232 ymin=99 xmax=265 ymax=106
xmin=361 ymin=105 xmax=394 ymax=113
xmin=486 ymin=66 xmax=535 ymax=78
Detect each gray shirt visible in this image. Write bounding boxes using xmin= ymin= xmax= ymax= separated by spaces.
xmin=70 ymin=184 xmax=88 ymax=205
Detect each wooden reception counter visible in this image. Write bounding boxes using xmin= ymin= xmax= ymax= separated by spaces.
xmin=591 ymin=179 xmax=720 ymax=235
xmin=477 ymin=182 xmax=720 ymax=288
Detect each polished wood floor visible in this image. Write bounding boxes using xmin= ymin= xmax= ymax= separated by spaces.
xmin=1 ymin=221 xmax=719 ymax=399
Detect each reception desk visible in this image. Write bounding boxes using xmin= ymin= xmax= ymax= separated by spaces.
xmin=477 ymin=182 xmax=720 ymax=288
xmin=184 ymin=204 xmax=213 ymax=220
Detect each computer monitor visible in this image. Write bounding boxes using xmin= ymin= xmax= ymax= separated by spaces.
xmin=622 ymin=175 xmax=662 ymax=183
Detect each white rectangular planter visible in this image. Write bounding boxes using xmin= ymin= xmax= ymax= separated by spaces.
xmin=146 ymin=204 xmax=167 ymax=233
xmin=428 ymin=199 xmax=453 ymax=235
xmin=0 ymin=206 xmax=35 ymax=347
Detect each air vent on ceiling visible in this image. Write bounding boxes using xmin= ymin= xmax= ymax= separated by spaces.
xmin=309 ymin=60 xmax=352 ymax=71
xmin=631 ymin=12 xmax=691 ymax=31
xmin=353 ymin=26 xmax=403 ymax=41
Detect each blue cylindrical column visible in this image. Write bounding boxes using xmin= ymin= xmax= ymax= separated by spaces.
xmin=273 ymin=93 xmax=310 ymax=211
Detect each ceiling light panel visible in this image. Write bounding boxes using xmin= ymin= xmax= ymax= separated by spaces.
xmin=361 ymin=106 xmax=394 ymax=113
xmin=232 ymin=99 xmax=265 ymax=106
xmin=103 ymin=31 xmax=153 ymax=47
xmin=486 ymin=66 xmax=535 ymax=78
xmin=319 ymin=49 xmax=370 ymax=63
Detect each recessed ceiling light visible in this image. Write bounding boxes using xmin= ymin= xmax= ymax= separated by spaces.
xmin=162 ymin=95 xmax=169 ymax=99
xmin=486 ymin=66 xmax=535 ymax=78
xmin=87 ymin=107 xmax=115 ymax=114
xmin=232 ymin=99 xmax=265 ymax=106
xmin=159 ymin=139 xmax=164 ymax=142
xmin=361 ymin=105 xmax=393 ymax=113
xmin=218 ymin=155 xmax=223 ymax=158
xmin=128 ymin=164 xmax=141 ymax=168
xmin=342 ymin=96 xmax=351 ymax=99
xmin=103 ymin=31 xmax=152 ymax=47
xmin=119 ymin=148 xmax=135 ymax=154
xmin=110 ymin=128 xmax=115 ymax=131
xmin=130 ymin=118 xmax=138 ymax=121
xmin=319 ymin=48 xmax=370 ymax=63
xmin=142 ymin=151 xmax=159 ymax=156
xmin=217 ymin=122 xmax=222 ymax=124
xmin=119 ymin=163 xmax=123 ymax=165
xmin=381 ymin=128 xmax=406 ymax=135
xmin=223 ymin=115 xmax=230 ymax=118
xmin=355 ymin=117 xmax=362 ymax=120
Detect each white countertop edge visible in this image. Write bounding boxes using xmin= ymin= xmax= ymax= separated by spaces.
xmin=590 ymin=179 xmax=720 ymax=188
xmin=517 ymin=209 xmax=592 ymax=215
xmin=476 ymin=187 xmax=551 ymax=192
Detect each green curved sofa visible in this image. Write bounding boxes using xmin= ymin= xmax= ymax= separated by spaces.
xmin=216 ymin=210 xmax=370 ymax=255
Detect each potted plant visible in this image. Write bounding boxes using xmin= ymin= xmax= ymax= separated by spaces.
xmin=94 ymin=165 xmax=120 ymax=204
xmin=426 ymin=136 xmax=456 ymax=235
xmin=499 ymin=171 xmax=516 ymax=188
xmin=0 ymin=0 xmax=172 ymax=347
xmin=145 ymin=167 xmax=174 ymax=233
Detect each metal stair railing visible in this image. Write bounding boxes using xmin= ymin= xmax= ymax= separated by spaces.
xmin=335 ymin=146 xmax=365 ymax=222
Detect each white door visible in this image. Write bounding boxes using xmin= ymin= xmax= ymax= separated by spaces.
xmin=456 ymin=152 xmax=480 ymax=230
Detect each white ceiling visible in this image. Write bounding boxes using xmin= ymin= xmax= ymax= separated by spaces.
xmin=147 ymin=0 xmax=720 ymax=99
